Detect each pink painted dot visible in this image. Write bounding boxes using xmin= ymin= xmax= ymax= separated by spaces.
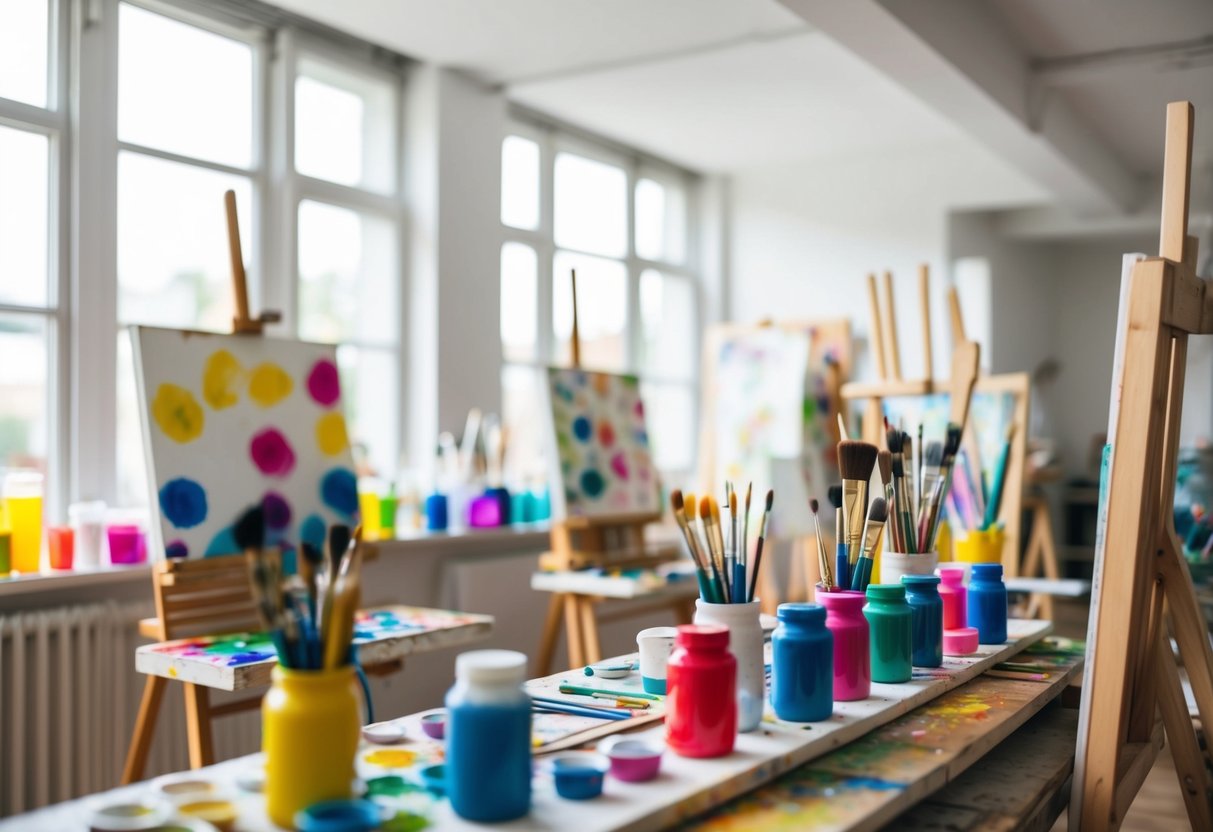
xmin=610 ymin=451 xmax=629 ymax=480
xmin=250 ymin=428 xmax=297 ymax=478
xmin=307 ymin=359 xmax=341 ymax=408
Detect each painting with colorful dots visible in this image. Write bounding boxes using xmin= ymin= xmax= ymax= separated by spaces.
xmin=130 ymin=326 xmax=359 ymax=561
xmin=544 ymin=368 xmax=661 ymax=518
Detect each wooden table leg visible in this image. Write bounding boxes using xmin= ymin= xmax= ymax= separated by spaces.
xmin=564 ymin=594 xmax=585 ymax=670
xmin=121 ymin=674 xmax=167 ymax=784
xmin=580 ymin=598 xmax=602 ymax=665
xmin=183 ymin=683 xmax=215 ymax=770
xmin=535 ymin=593 xmax=565 ymax=677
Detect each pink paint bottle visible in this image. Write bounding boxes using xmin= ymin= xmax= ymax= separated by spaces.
xmin=938 ymin=566 xmax=967 ymax=630
xmin=817 ymin=590 xmax=870 ymax=701
xmin=665 ymin=624 xmax=736 ymax=758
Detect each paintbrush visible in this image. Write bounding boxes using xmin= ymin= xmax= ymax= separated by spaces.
xmin=323 ymin=526 xmax=364 ymax=670
xmin=886 ymin=427 xmax=914 ymax=554
xmin=741 ymin=482 xmax=752 ymax=577
xmin=747 ymin=490 xmax=773 ymax=603
xmin=925 ymin=424 xmax=964 ymax=552
xmin=699 ymin=496 xmax=728 ymax=600
xmin=850 ymin=497 xmax=887 ymax=593
xmin=982 ymin=423 xmax=1016 ymax=530
xmin=838 ymin=440 xmax=878 ymax=569
xmin=877 ymin=449 xmax=896 ymax=551
xmin=729 ymin=491 xmax=744 ymax=602
xmin=917 ymin=441 xmax=944 ymax=533
xmin=234 ymin=505 xmax=293 ymax=663
xmin=683 ymin=491 xmax=723 ymax=599
xmin=671 ymin=490 xmax=720 ymax=603
xmin=837 ymin=412 xmax=849 ymax=441
xmin=810 ymin=498 xmax=832 ymax=591
xmin=828 ymin=484 xmax=847 ymax=590
xmin=915 ymin=423 xmax=924 ymax=511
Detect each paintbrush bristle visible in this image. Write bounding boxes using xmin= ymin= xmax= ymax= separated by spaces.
xmin=838 ymin=440 xmax=879 ymax=481
xmin=671 ymin=489 xmax=684 ymax=512
xmin=885 ymin=427 xmax=903 ymax=453
xmin=745 ymin=482 xmax=752 ymax=509
xmin=233 ymin=505 xmax=265 ymax=550
xmin=891 ymin=454 xmax=905 ymax=479
xmin=945 ymin=424 xmax=962 ymax=457
xmin=809 ymin=498 xmax=820 ymax=515
xmin=764 ymin=489 xmax=774 ymax=512
xmin=729 ymin=492 xmax=737 ymax=515
xmin=867 ymin=497 xmax=888 ymax=524
xmin=925 ymin=441 xmax=944 ymax=467
xmin=828 ymin=484 xmax=843 ymax=509
xmin=328 ymin=524 xmax=351 ymax=568
xmin=878 ymin=449 xmax=892 ymax=485
xmin=699 ymin=495 xmax=714 ymax=522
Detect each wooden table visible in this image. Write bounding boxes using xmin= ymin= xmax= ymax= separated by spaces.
xmin=4 ymin=620 xmax=1056 ymax=831
xmin=135 ymin=606 xmax=495 ymax=692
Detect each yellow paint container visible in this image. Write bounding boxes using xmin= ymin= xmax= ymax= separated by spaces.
xmin=263 ymin=665 xmax=360 ymax=828
xmin=954 ymin=526 xmax=1005 ymax=566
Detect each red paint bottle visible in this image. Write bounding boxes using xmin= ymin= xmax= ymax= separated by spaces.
xmin=665 ymin=624 xmax=736 ymax=758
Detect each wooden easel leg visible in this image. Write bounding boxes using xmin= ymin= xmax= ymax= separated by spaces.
xmin=183 ymin=683 xmax=215 ymax=769
xmin=1155 ymin=630 xmax=1213 ymax=828
xmin=1162 ymin=545 xmax=1213 ymax=748
xmin=564 ymin=594 xmax=585 ymax=671
xmin=579 ymin=598 xmax=602 ymax=665
xmin=121 ymin=675 xmax=167 ymax=784
xmin=535 ymin=593 xmax=564 ymax=676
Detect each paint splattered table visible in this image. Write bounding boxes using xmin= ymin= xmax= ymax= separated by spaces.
xmin=135 ymin=606 xmax=495 ymax=691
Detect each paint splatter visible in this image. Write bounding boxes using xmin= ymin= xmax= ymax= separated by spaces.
xmin=262 ymin=492 xmax=291 ymax=530
xmin=365 ymin=749 xmax=416 ymax=768
xmin=202 ymin=349 xmax=243 ymax=410
xmin=307 ymin=359 xmax=341 ymax=407
xmin=159 ymin=477 xmax=208 ymax=529
xmin=248 ymin=362 xmax=294 ymax=408
xmin=610 ymin=452 xmax=629 ymax=480
xmin=301 ymin=513 xmax=327 ymax=552
xmin=580 ymin=469 xmax=606 ymax=498
xmin=598 ymin=421 xmax=615 ymax=447
xmin=250 ymin=428 xmax=297 ymax=477
xmin=315 ymin=412 xmax=349 ymax=455
xmin=165 ymin=540 xmax=189 ymax=559
xmin=205 ymin=526 xmax=237 ymax=557
xmin=572 ymin=416 xmax=592 ymax=442
xmin=321 ymin=468 xmax=359 ymax=516
xmin=152 ymin=384 xmax=205 ymax=443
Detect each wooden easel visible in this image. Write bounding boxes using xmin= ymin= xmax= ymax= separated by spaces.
xmin=533 ymin=270 xmax=693 ymax=675
xmin=1071 ymin=101 xmax=1213 ymax=830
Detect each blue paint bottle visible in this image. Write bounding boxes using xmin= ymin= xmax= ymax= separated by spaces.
xmin=902 ymin=575 xmax=943 ymax=667
xmin=445 ymin=650 xmax=532 ymax=822
xmin=424 ymin=493 xmax=448 ymax=531
xmin=967 ymin=563 xmax=1008 ymax=644
xmin=771 ymin=603 xmax=833 ymax=722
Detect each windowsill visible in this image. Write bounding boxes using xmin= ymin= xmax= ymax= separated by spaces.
xmin=0 ymin=522 xmax=553 ymax=599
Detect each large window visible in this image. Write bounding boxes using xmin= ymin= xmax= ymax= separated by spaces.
xmin=499 ymin=122 xmax=699 ymax=483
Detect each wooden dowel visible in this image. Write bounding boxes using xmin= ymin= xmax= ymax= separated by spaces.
xmin=881 ymin=270 xmax=902 ymax=380
xmin=224 ymin=190 xmax=253 ymax=332
xmin=570 ymin=269 xmax=582 ymax=369
xmin=1160 ymin=101 xmax=1194 ymax=264
xmin=919 ymin=264 xmax=933 ymax=383
xmin=947 ymin=286 xmax=966 ymax=348
xmin=949 ymin=340 xmax=981 ymax=433
xmin=866 ymin=274 xmax=888 ymax=380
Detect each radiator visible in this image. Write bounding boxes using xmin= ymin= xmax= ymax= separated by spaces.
xmin=0 ymin=601 xmax=260 ymax=817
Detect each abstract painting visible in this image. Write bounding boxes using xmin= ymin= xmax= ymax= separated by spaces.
xmin=545 ymin=368 xmax=660 ymax=518
xmin=131 ymin=326 xmax=359 ymax=560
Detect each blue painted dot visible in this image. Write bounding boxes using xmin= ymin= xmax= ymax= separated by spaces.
xmin=320 ymin=468 xmax=359 ymax=517
xmin=205 ymin=526 xmax=238 ymax=557
xmin=159 ymin=478 xmax=208 ymax=529
xmin=301 ymin=514 xmax=327 ymax=552
xmin=572 ymin=416 xmax=592 ymax=442
xmin=165 ymin=540 xmax=189 ymax=559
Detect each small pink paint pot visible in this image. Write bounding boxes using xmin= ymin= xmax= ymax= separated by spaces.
xmin=817 ymin=589 xmax=871 ymax=701
xmin=107 ymin=524 xmax=146 ymax=565
xmin=943 ymin=627 xmax=979 ymax=656
xmin=420 ymin=711 xmax=446 ymax=740
xmin=597 ymin=736 xmax=663 ymax=783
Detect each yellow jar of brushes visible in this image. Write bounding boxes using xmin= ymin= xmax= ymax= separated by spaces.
xmin=263 ymin=665 xmax=361 ymax=828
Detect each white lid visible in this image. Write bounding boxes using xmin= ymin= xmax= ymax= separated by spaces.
xmin=456 ymin=649 xmax=527 ymax=685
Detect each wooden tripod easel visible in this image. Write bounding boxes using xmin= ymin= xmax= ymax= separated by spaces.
xmin=1071 ymin=101 xmax=1213 ymax=830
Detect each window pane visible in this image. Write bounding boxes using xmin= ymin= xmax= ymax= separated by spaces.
xmin=0 ymin=126 xmax=49 ymax=307
xmin=553 ymin=152 xmax=626 ymax=257
xmin=501 ymin=136 xmax=539 ymax=230
xmin=295 ymin=57 xmax=396 ymax=193
xmin=118 ymin=3 xmax=253 ymax=168
xmin=298 ymin=200 xmax=398 ymax=345
xmin=0 ymin=0 xmax=49 ymax=107
xmin=640 ymin=270 xmax=695 ymax=379
xmin=635 ymin=177 xmax=686 ymax=264
xmin=640 ymin=381 xmax=695 ymax=472
xmin=117 ymin=151 xmax=252 ymax=329
xmin=552 ymin=251 xmax=627 ymax=371
xmin=337 ymin=344 xmax=398 ymax=481
xmin=501 ymin=364 xmax=545 ymax=486
xmin=116 ymin=332 xmax=148 ymax=507
xmin=501 ymin=242 xmax=537 ymax=362
xmin=0 ymin=314 xmax=49 ymax=473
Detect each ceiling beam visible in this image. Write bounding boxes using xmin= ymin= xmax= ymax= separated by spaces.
xmin=778 ymin=0 xmax=1141 ymax=213
xmin=1034 ymin=36 xmax=1213 ymax=88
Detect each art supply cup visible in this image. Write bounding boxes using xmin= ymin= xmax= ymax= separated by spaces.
xmin=771 ymin=603 xmax=833 ymax=722
xmin=864 ymin=584 xmax=913 ymax=684
xmin=636 ymin=626 xmax=678 ymax=694
xmin=3 ymin=471 xmax=43 ymax=573
xmin=902 ymin=575 xmax=944 ymax=668
xmin=666 ymin=624 xmax=736 ymax=758
xmin=938 ymin=565 xmax=967 ymax=629
xmin=47 ymin=526 xmax=74 ymax=571
xmin=817 ymin=588 xmax=870 ymax=700
xmin=879 ymin=550 xmax=939 ymax=586
xmin=358 ymin=488 xmax=381 ymax=541
xmin=106 ymin=524 xmax=146 ymax=565
xmin=954 ymin=527 xmax=1005 ymax=566
xmin=263 ymin=665 xmax=361 ymax=829
xmin=694 ymin=599 xmax=765 ymax=732
xmin=69 ymin=500 xmax=107 ymax=568
xmin=967 ymin=563 xmax=1009 ymax=644
xmin=445 ymin=650 xmax=531 ymax=822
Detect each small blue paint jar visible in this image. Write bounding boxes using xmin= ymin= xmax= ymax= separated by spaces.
xmin=902 ymin=574 xmax=943 ymax=668
xmin=424 ymin=493 xmax=448 ymax=531
xmin=771 ymin=603 xmax=833 ymax=722
xmin=967 ymin=563 xmax=1008 ymax=644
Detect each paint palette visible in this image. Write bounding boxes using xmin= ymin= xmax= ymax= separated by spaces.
xmin=131 ymin=326 xmax=359 ymax=561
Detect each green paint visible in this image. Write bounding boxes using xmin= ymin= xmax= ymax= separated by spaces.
xmin=366 ymin=775 xmax=420 ymax=798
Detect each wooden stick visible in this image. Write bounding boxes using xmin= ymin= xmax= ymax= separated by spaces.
xmin=570 ymin=269 xmax=582 ymax=369
xmin=947 ymin=286 xmax=966 ymax=348
xmin=1160 ymin=101 xmax=1193 ymax=264
xmin=224 ymin=190 xmax=255 ymax=333
xmin=866 ymin=274 xmax=888 ymax=380
xmin=919 ymin=264 xmax=933 ymax=383
xmin=949 ymin=341 xmax=981 ymax=433
xmin=881 ymin=270 xmax=902 ymax=380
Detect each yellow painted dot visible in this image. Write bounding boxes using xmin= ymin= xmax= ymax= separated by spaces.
xmin=315 ymin=412 xmax=349 ymax=456
xmin=202 ymin=349 xmax=243 ymax=410
xmin=152 ymin=384 xmax=205 ymax=443
xmin=364 ymin=749 xmax=415 ymax=768
xmin=248 ymin=362 xmax=293 ymax=408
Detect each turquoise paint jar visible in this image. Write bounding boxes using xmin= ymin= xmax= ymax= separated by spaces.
xmin=863 ymin=584 xmax=912 ymax=683
xmin=771 ymin=603 xmax=833 ymax=722
xmin=902 ymin=574 xmax=943 ymax=668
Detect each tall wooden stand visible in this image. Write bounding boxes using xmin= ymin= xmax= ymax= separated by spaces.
xmin=1071 ymin=100 xmax=1213 ymax=830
